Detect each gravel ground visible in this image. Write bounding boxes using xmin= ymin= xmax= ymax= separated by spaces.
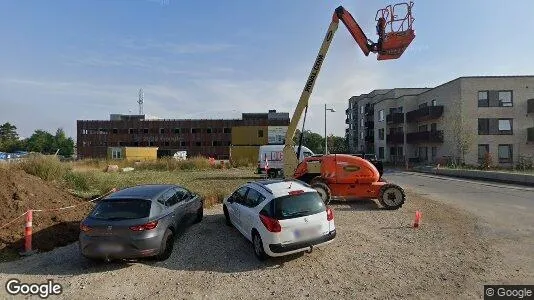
xmin=0 ymin=190 xmax=527 ymax=300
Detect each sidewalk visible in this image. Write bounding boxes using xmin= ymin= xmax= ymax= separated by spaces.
xmin=408 ymin=166 xmax=534 ymax=187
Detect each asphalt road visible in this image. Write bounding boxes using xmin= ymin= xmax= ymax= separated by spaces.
xmin=383 ymin=169 xmax=534 ymax=281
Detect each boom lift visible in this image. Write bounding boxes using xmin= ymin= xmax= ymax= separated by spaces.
xmin=282 ymin=3 xmax=415 ymax=209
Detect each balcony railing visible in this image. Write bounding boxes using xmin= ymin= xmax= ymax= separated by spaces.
xmin=528 ymin=127 xmax=534 ymax=142
xmin=528 ymin=99 xmax=534 ymax=113
xmin=387 ymin=132 xmax=404 ymax=144
xmin=386 ymin=113 xmax=404 ymax=125
xmin=406 ymin=130 xmax=444 ymax=144
xmin=406 ymin=106 xmax=444 ymax=123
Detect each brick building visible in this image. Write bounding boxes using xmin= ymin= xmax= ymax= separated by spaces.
xmin=77 ymin=110 xmax=289 ymax=159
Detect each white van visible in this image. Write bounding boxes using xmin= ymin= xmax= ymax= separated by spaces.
xmin=257 ymin=145 xmax=315 ymax=177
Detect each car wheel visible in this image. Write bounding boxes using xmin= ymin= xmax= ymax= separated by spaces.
xmin=194 ymin=205 xmax=203 ymax=223
xmin=378 ymin=183 xmax=406 ymax=210
xmin=156 ymin=229 xmax=174 ymax=261
xmin=223 ymin=205 xmax=232 ymax=227
xmin=310 ymin=178 xmax=332 ymax=205
xmin=252 ymin=232 xmax=268 ymax=261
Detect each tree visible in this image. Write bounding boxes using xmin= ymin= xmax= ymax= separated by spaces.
xmin=293 ymin=129 xmax=324 ymax=154
xmin=450 ymin=106 xmax=475 ymax=165
xmin=54 ymin=128 xmax=75 ymax=156
xmin=328 ymin=135 xmax=348 ymax=154
xmin=26 ymin=130 xmax=56 ymax=154
xmin=0 ymin=122 xmax=23 ymax=152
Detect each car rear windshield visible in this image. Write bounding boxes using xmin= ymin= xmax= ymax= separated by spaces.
xmin=269 ymin=192 xmax=325 ymax=220
xmin=90 ymin=199 xmax=151 ymax=220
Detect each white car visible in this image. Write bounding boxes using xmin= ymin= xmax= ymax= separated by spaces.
xmin=223 ymin=179 xmax=336 ymax=260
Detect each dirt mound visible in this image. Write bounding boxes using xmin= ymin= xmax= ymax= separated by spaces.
xmin=0 ymin=168 xmax=93 ymax=256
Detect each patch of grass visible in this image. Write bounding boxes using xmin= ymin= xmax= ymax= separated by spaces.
xmin=17 ymin=154 xmax=71 ymax=182
xmin=63 ymin=167 xmax=258 ymax=206
xmin=134 ymin=156 xmax=231 ymax=171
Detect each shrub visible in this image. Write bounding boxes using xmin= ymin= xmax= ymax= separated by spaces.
xmin=63 ymin=171 xmax=96 ymax=192
xmin=479 ymin=152 xmax=493 ymax=170
xmin=18 ymin=154 xmax=71 ymax=181
xmin=516 ymin=155 xmax=533 ymax=171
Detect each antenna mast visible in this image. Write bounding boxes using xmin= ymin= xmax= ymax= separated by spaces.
xmin=138 ymin=88 xmax=144 ymax=115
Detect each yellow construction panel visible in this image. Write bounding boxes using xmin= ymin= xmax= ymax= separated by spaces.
xmin=231 ymin=126 xmax=268 ymax=146
xmin=123 ymin=147 xmax=158 ymax=161
xmin=230 ymin=145 xmax=260 ymax=165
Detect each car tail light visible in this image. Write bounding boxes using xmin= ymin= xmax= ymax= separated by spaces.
xmin=129 ymin=220 xmax=159 ymax=231
xmin=288 ymin=190 xmax=304 ymax=196
xmin=326 ymin=207 xmax=334 ymax=221
xmin=80 ymin=223 xmax=92 ymax=232
xmin=259 ymin=214 xmax=281 ymax=233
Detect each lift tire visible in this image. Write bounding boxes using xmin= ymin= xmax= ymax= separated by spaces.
xmin=310 ymin=179 xmax=332 ymax=205
xmin=378 ymin=183 xmax=406 ymax=210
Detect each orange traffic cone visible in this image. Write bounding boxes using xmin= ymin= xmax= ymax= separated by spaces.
xmin=413 ymin=210 xmax=422 ymax=228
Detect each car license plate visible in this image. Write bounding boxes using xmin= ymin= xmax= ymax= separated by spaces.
xmin=294 ymin=226 xmax=320 ymax=240
xmin=98 ymin=243 xmax=123 ymax=253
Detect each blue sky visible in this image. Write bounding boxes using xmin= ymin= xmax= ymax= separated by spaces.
xmin=1 ymin=0 xmax=534 ymax=139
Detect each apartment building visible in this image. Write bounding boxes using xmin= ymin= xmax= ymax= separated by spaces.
xmin=345 ymin=76 xmax=534 ymax=166
xmin=77 ymin=110 xmax=289 ymax=160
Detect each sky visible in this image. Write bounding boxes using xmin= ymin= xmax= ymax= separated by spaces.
xmin=1 ymin=0 xmax=534 ymax=140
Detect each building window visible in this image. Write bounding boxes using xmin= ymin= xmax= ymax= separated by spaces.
xmin=498 ymin=144 xmax=513 ymax=163
xmin=378 ymin=129 xmax=384 ymax=140
xmin=149 ymin=141 xmax=154 ymax=146
xmin=159 ymin=128 xmax=165 ymax=134
xmin=258 ymin=130 xmax=264 ymax=138
xmin=419 ymin=102 xmax=428 ymax=108
xmin=164 ymin=142 xmax=170 ymax=146
xmin=431 ymin=99 xmax=437 ymax=106
xmin=498 ymin=91 xmax=513 ymax=107
xmin=431 ymin=147 xmax=437 ymax=160
xmin=112 ymin=128 xmax=118 ymax=134
xmin=223 ymin=127 xmax=231 ymax=134
xmin=360 ymin=106 xmax=364 ymax=114
xmin=378 ymin=147 xmax=384 ymax=159
xmin=478 ymin=144 xmax=489 ymax=163
xmin=174 ymin=128 xmax=180 ymax=134
xmin=360 ymin=132 xmax=364 ymax=140
xmin=430 ymin=123 xmax=437 ymax=132
xmin=418 ymin=124 xmax=428 ymax=132
xmin=129 ymin=128 xmax=134 ymax=134
xmin=180 ymin=141 xmax=187 ymax=147
xmin=478 ymin=91 xmax=489 ymax=107
xmin=206 ymin=128 xmax=212 ymax=134
xmin=378 ymin=110 xmax=384 ymax=122
xmin=360 ymin=118 xmax=364 ymax=127
xmin=111 ymin=149 xmax=122 ymax=159
xmin=191 ymin=128 xmax=201 ymax=134
xmin=195 ymin=141 xmax=201 ymax=147
xmin=498 ymin=119 xmax=513 ymax=134
xmin=478 ymin=118 xmax=489 ymax=135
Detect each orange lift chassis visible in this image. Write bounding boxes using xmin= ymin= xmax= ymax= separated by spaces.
xmin=282 ymin=2 xmax=416 ymax=209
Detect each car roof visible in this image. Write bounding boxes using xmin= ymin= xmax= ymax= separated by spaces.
xmin=248 ymin=179 xmax=316 ymax=199
xmin=105 ymin=184 xmax=177 ymax=201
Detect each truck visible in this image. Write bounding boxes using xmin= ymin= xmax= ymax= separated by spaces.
xmin=257 ymin=145 xmax=314 ymax=178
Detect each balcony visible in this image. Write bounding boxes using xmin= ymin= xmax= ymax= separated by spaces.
xmin=406 ymin=106 xmax=444 ymax=123
xmin=528 ymin=99 xmax=534 ymax=113
xmin=528 ymin=127 xmax=534 ymax=142
xmin=345 ymin=118 xmax=350 ymax=124
xmin=406 ymin=130 xmax=444 ymax=144
xmin=386 ymin=113 xmax=404 ymax=125
xmin=364 ymin=134 xmax=374 ymax=142
xmin=364 ymin=121 xmax=374 ymax=129
xmin=386 ymin=132 xmax=404 ymax=144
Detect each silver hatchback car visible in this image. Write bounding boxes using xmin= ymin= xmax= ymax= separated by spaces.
xmin=79 ymin=184 xmax=203 ymax=261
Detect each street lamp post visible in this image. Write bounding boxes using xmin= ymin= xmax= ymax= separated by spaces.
xmin=324 ymin=104 xmax=336 ymax=155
